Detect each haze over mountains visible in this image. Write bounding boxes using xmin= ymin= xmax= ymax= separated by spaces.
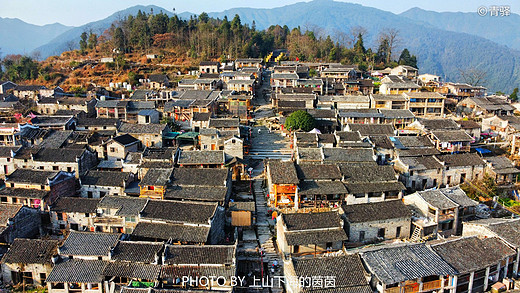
xmin=0 ymin=17 xmax=71 ymax=55
xmin=1 ymin=0 xmax=519 ymax=92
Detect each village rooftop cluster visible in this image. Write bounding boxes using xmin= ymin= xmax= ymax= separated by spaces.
xmin=0 ymin=55 xmax=520 ymax=293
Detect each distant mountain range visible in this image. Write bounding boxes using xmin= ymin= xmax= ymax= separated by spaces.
xmin=400 ymin=8 xmax=520 ymax=51
xmin=33 ymin=5 xmax=174 ymax=59
xmin=0 ymin=17 xmax=71 ymax=55
xmin=1 ymin=0 xmax=519 ymax=92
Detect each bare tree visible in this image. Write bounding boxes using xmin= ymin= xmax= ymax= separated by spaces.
xmin=349 ymin=26 xmax=368 ymax=47
xmin=66 ymin=40 xmax=77 ymax=51
xmin=332 ymin=29 xmax=350 ymax=47
xmin=379 ymin=28 xmax=400 ymax=63
xmin=31 ymin=51 xmax=41 ymax=61
xmin=459 ymin=67 xmax=487 ymax=86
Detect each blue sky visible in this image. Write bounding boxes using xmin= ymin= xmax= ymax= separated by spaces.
xmin=1 ymin=0 xmax=518 ymax=26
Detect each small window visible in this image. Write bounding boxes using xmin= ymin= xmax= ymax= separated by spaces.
xmin=110 ymin=147 xmax=115 ymax=153
xmin=67 ymin=167 xmax=72 ymax=173
xmin=359 ymin=231 xmax=365 ymax=242
xmin=53 ymin=166 xmax=59 ymax=171
xmin=84 ymin=213 xmax=90 ymax=218
xmin=396 ymin=227 xmax=401 ymax=238
xmin=378 ymin=228 xmax=385 ymax=238
xmin=40 ymin=185 xmax=45 ymax=190
xmin=57 ymin=213 xmax=64 ymax=221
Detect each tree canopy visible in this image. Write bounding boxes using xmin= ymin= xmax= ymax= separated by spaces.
xmin=285 ymin=110 xmax=315 ymax=132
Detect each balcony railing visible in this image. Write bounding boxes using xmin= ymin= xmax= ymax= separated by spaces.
xmin=438 ymin=213 xmax=455 ymax=222
xmin=422 ymin=280 xmax=442 ymax=291
xmin=384 ymin=280 xmax=442 ymax=293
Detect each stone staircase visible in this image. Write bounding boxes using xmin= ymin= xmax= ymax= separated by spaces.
xmin=253 ymin=179 xmax=284 ymax=293
xmin=247 ymin=126 xmax=292 ymax=160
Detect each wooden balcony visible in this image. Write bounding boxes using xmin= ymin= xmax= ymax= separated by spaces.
xmin=385 ymin=287 xmax=400 ymax=293
xmin=422 ymin=280 xmax=442 ymax=291
xmin=438 ymin=213 xmax=455 ymax=222
xmin=384 ymin=280 xmax=442 ymax=293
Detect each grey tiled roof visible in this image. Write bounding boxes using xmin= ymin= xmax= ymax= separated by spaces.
xmin=131 ymin=222 xmax=210 ymax=243
xmin=293 ymin=255 xmax=370 ymax=291
xmin=178 ymin=150 xmax=225 ymax=165
xmin=339 ymin=164 xmax=397 ymax=183
xmin=2 ymin=239 xmax=59 ymax=264
xmin=59 ymin=231 xmax=121 ymax=257
xmin=342 ymin=200 xmax=412 ymax=223
xmin=441 ymin=186 xmax=478 ymax=207
xmin=436 ymin=153 xmax=485 ymax=167
xmin=163 ymin=186 xmax=227 ymax=202
xmin=283 ymin=211 xmax=343 ymax=231
xmin=412 ymin=190 xmax=459 ymax=210
xmin=396 ymin=147 xmax=440 ymax=157
xmin=399 ymin=156 xmax=442 ymax=170
xmin=268 ymin=160 xmax=299 ymax=184
xmin=0 ymin=187 xmax=49 ymax=199
xmin=323 ymin=148 xmax=374 ymax=163
xmin=285 ymin=228 xmax=348 ymax=246
xmin=103 ymin=261 xmax=161 ymax=280
xmin=118 ymin=123 xmax=167 ymax=134
xmin=419 ymin=119 xmax=460 ymax=130
xmin=33 ymin=147 xmax=85 ymax=163
xmin=6 ymin=169 xmax=58 ymax=185
xmin=164 ymin=244 xmax=235 ymax=265
xmin=379 ymin=109 xmax=415 ymax=119
xmin=172 ymin=168 xmax=228 ymax=187
xmin=98 ymin=196 xmax=148 ymax=216
xmin=296 ymin=164 xmax=342 ymax=180
xmin=335 ymin=131 xmax=362 ymax=142
xmin=81 ymin=170 xmax=132 ymax=187
xmin=42 ymin=130 xmax=73 ymax=148
xmin=0 ymin=146 xmax=20 ymax=158
xmin=431 ymin=130 xmax=473 ymax=142
xmin=361 ymin=244 xmax=457 ymax=284
xmin=0 ymin=204 xmax=23 ymax=226
xmin=140 ymin=168 xmax=173 ymax=187
xmin=345 ymin=182 xmax=405 ymax=194
xmin=347 ymin=124 xmax=395 ymax=136
xmin=431 ymin=237 xmax=515 ymax=274
xmin=112 ymin=134 xmax=139 ymax=146
xmin=208 ymin=118 xmax=240 ymax=128
xmin=160 ymin=265 xmax=235 ymax=280
xmin=298 ymin=181 xmax=348 ymax=195
xmin=111 ymin=241 xmax=163 ymax=263
xmin=51 ymin=197 xmax=100 ymax=213
xmin=140 ymin=200 xmax=217 ymax=225
xmin=47 ymin=259 xmax=109 ymax=283
xmin=485 ymin=219 xmax=520 ymax=248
